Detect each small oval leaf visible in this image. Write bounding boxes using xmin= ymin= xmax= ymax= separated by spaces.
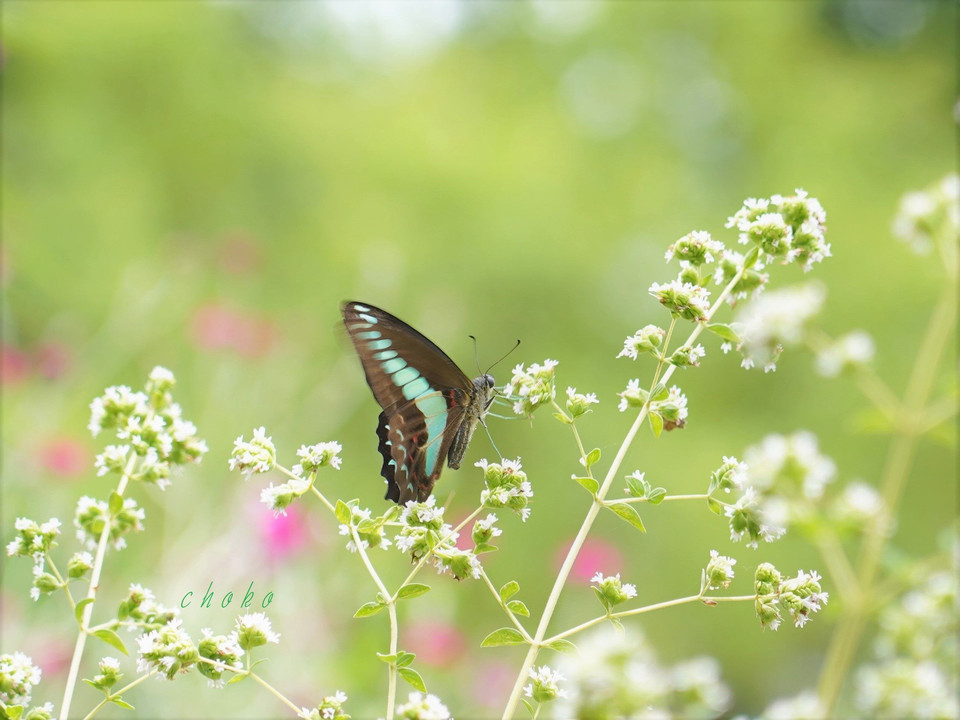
xmin=545 ymin=638 xmax=577 ymax=654
xmin=507 ymin=600 xmax=530 ymax=617
xmin=397 ymin=651 xmax=416 ymax=668
xmin=397 ymin=584 xmax=430 ymax=600
xmin=353 ymin=601 xmax=386 ymax=618
xmin=75 ymin=597 xmax=95 ymax=624
xmin=573 ymin=476 xmax=599 ymax=495
xmin=398 ymin=667 xmax=427 ymax=693
xmin=334 ymin=500 xmax=352 ymax=526
xmin=585 ymin=448 xmax=601 ymax=468
xmin=480 ymin=627 xmax=526 ymax=647
xmin=111 ymin=697 xmax=135 ymax=710
xmin=606 ymin=502 xmax=646 ymax=533
xmin=648 ymin=412 xmax=664 ymax=438
xmin=108 ymin=492 xmax=124 ymax=515
xmin=226 ymin=673 xmax=249 ymax=685
xmin=93 ymin=629 xmax=129 ymax=655
xmin=705 ymin=322 xmax=741 ymax=343
xmin=499 ymin=581 xmax=519 ymax=602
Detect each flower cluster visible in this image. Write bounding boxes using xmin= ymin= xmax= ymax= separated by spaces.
xmin=892 ymin=172 xmax=959 ymax=255
xmin=74 ymin=495 xmax=145 ymax=551
xmin=229 ymin=427 xmax=277 ymax=479
xmin=726 ymin=188 xmax=829 ymax=272
xmin=814 ymin=330 xmax=876 ymax=378
xmin=235 ymin=612 xmax=281 ymax=649
xmin=471 ymin=513 xmax=502 ymax=548
xmin=197 ymin=628 xmax=245 ymax=687
xmin=554 ymin=629 xmax=731 ymax=718
xmin=708 ymin=456 xmax=748 ymax=496
xmin=504 ymin=359 xmax=558 ymax=417
xmin=525 ymin=665 xmax=566 ymax=703
xmin=88 ymin=657 xmax=122 ymax=692
xmin=6 ymin=518 xmax=62 ymax=599
xmin=299 ymin=691 xmax=350 ymax=720
xmin=727 ymin=283 xmax=825 ymax=372
xmin=395 ymin=497 xmax=478 ymax=580
xmin=665 ymin=230 xmax=725 ymax=266
xmin=477 ymin=458 xmax=533 ymax=521
xmin=703 ymin=551 xmax=736 ymax=591
xmin=591 ymin=572 xmax=637 ymax=610
xmin=648 ymin=280 xmax=711 ymax=323
xmin=261 ymin=469 xmax=313 ymax=517
xmin=89 ymin=367 xmax=208 ymax=488
xmin=754 ymin=563 xmax=829 ymax=631
xmin=0 ymin=652 xmax=43 ymax=707
xmin=395 ymin=691 xmax=452 ymax=720
xmin=118 ymin=583 xmax=179 ymax=631
xmin=565 ymin=386 xmax=598 ymax=418
xmin=828 ymin=480 xmax=886 ymax=534
xmin=616 ymin=324 xmax=666 ymax=360
xmin=135 ymin=618 xmax=199 ymax=680
xmin=723 ymin=487 xmax=786 ymax=549
xmin=338 ymin=502 xmax=393 ymax=553
xmin=744 ymin=430 xmax=836 ymax=502
xmin=297 ymin=442 xmax=343 ymax=472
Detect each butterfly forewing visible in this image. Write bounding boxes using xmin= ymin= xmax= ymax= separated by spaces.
xmin=342 ymin=301 xmax=479 ymax=504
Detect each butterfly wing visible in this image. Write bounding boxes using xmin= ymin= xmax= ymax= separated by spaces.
xmin=343 ymin=301 xmax=474 ymax=503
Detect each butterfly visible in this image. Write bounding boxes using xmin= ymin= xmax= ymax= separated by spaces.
xmin=342 ymin=301 xmax=496 ymax=504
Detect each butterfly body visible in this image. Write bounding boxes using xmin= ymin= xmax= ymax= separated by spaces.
xmin=342 ymin=301 xmax=494 ymax=504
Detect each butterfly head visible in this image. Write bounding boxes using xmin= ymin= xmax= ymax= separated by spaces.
xmin=482 ymin=373 xmax=495 ymax=389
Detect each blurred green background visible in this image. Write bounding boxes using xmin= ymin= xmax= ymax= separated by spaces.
xmin=1 ymin=1 xmax=955 ymax=718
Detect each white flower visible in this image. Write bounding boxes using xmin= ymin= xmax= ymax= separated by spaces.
xmin=395 ymin=691 xmax=452 ymax=719
xmin=297 ymin=441 xmax=343 ymax=471
xmin=815 ymin=330 xmax=875 ymax=377
xmin=731 ymin=283 xmax=825 ymax=372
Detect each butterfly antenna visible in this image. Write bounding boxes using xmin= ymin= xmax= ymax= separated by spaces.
xmin=469 ymin=334 xmax=483 ymax=376
xmin=485 ymin=338 xmax=521 ymax=375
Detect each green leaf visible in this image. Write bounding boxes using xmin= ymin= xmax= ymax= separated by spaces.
xmin=5 ymin=706 xmax=23 ymax=720
xmin=397 ymin=651 xmax=416 ymax=668
xmin=499 ymin=581 xmax=520 ymax=602
xmin=397 ymin=583 xmax=430 ymax=600
xmin=353 ymin=601 xmax=386 ymax=618
xmin=474 ymin=543 xmax=499 ymax=554
xmin=606 ymin=502 xmax=646 ymax=533
xmin=592 ymin=586 xmax=610 ymax=611
xmin=82 ymin=678 xmax=103 ymax=692
xmin=545 ymin=638 xmax=577 ymax=654
xmin=108 ymin=492 xmax=124 ymax=515
xmin=507 ymin=600 xmax=530 ymax=617
xmin=647 ymin=487 xmax=667 ymax=505
xmin=334 ymin=500 xmax=352 ymax=526
xmin=226 ymin=673 xmax=249 ymax=685
xmin=744 ymin=245 xmax=761 ymax=268
xmin=648 ymin=411 xmax=664 ymax=438
xmin=398 ymin=667 xmax=426 ymax=693
xmin=111 ymin=698 xmax=135 ymax=710
xmin=650 ymin=382 xmax=668 ymax=401
xmin=553 ymin=412 xmax=573 ymax=425
xmin=376 ymin=652 xmax=398 ymax=664
xmin=707 ymin=497 xmax=723 ymax=516
xmin=625 ymin=474 xmax=645 ymax=497
xmin=93 ymin=629 xmax=129 ymax=655
xmin=521 ymin=699 xmax=536 ymax=717
xmin=480 ymin=627 xmax=526 ymax=647
xmin=705 ymin=323 xmax=740 ymax=343
xmin=573 ymin=476 xmax=599 ymax=495
xmin=75 ymin=597 xmax=95 ymax=623
xmin=585 ymin=448 xmax=601 ymax=468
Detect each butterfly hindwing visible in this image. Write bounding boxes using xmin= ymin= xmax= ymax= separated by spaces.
xmin=343 ymin=301 xmax=477 ymax=504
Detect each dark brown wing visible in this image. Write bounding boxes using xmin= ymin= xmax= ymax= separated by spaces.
xmin=343 ymin=301 xmax=474 ymax=503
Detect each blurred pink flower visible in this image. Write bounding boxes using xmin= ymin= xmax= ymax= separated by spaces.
xmin=403 ymin=619 xmax=466 ymax=666
xmin=39 ymin=437 xmax=88 ymax=477
xmin=36 ymin=341 xmax=72 ymax=380
xmin=472 ymin=660 xmax=516 ymax=709
xmin=189 ymin=303 xmax=276 ymax=357
xmin=555 ymin=536 xmax=624 ymax=583
xmin=259 ymin=504 xmax=311 ymax=562
xmin=1 ymin=344 xmax=30 ymax=385
xmin=33 ymin=637 xmax=73 ymax=679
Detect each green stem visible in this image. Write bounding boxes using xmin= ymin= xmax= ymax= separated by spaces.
xmin=81 ymin=670 xmax=158 ymax=720
xmin=816 ymin=282 xmax=957 ymax=716
xmin=45 ymin=555 xmax=78 ymax=613
xmin=500 ymin=268 xmax=748 ymax=719
xmin=61 ymin=454 xmax=136 ymax=720
xmin=248 ymin=671 xmax=306 ymax=715
xmin=611 ymin=493 xmax=710 ymax=504
xmin=479 ymin=567 xmax=533 ymax=642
